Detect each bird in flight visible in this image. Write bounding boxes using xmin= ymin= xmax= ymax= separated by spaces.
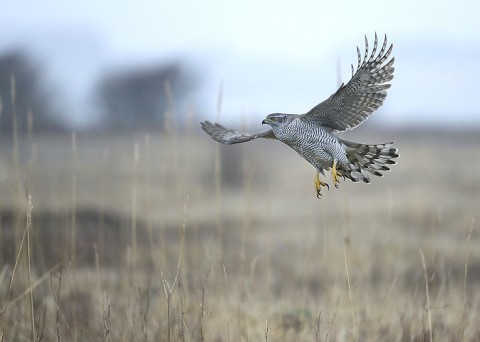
xmin=201 ymin=34 xmax=399 ymax=198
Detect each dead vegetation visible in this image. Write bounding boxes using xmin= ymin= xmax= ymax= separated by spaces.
xmin=0 ymin=122 xmax=479 ymax=341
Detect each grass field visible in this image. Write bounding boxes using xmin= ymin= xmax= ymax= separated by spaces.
xmin=0 ymin=119 xmax=479 ymax=341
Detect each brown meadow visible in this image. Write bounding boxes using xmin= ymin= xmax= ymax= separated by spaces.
xmin=0 ymin=121 xmax=479 ymax=341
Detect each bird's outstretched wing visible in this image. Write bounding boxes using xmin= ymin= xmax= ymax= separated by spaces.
xmin=302 ymin=33 xmax=395 ymax=132
xmin=201 ymin=121 xmax=276 ymax=144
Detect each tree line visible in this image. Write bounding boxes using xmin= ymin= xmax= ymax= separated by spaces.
xmin=0 ymin=49 xmax=199 ymax=132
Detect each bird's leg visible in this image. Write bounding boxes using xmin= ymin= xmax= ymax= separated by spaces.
xmin=315 ymin=170 xmax=329 ymax=198
xmin=331 ymin=160 xmax=342 ymax=188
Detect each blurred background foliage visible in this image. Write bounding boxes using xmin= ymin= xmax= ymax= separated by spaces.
xmin=0 ymin=48 xmax=199 ymax=132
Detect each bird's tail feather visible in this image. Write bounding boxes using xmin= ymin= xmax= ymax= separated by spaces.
xmin=339 ymin=139 xmax=399 ymax=183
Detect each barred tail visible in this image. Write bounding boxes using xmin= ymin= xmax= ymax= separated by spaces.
xmin=339 ymin=139 xmax=399 ymax=183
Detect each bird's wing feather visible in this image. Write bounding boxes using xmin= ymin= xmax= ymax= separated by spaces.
xmin=201 ymin=121 xmax=276 ymax=144
xmin=302 ymin=33 xmax=395 ymax=132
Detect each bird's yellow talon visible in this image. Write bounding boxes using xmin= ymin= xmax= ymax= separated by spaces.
xmin=315 ymin=170 xmax=329 ymax=198
xmin=331 ymin=160 xmax=341 ymax=188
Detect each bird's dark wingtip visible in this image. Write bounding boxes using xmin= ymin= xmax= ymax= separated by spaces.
xmin=200 ymin=120 xmax=213 ymax=133
xmin=200 ymin=120 xmax=216 ymax=129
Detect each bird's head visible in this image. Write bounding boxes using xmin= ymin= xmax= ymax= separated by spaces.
xmin=262 ymin=113 xmax=293 ymax=127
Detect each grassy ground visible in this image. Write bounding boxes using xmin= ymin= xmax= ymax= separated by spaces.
xmin=0 ymin=121 xmax=479 ymax=341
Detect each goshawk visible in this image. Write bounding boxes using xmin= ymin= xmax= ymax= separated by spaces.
xmin=201 ymin=34 xmax=399 ymax=198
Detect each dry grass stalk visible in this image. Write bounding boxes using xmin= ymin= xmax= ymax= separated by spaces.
xmin=25 ymin=191 xmax=35 ymax=341
xmin=419 ymin=249 xmax=433 ymax=342
xmin=162 ymin=195 xmax=188 ymax=342
xmin=342 ymin=223 xmax=357 ymax=341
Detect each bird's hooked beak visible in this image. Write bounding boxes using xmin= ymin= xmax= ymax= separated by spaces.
xmin=262 ymin=118 xmax=269 ymax=125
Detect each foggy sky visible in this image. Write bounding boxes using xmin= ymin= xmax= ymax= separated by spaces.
xmin=2 ymin=0 xmax=479 ymax=128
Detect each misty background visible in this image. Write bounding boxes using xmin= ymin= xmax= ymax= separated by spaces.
xmin=1 ymin=0 xmax=479 ymax=132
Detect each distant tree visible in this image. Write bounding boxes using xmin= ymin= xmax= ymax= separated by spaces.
xmin=0 ymin=49 xmax=62 ymax=132
xmin=96 ymin=61 xmax=198 ymax=129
